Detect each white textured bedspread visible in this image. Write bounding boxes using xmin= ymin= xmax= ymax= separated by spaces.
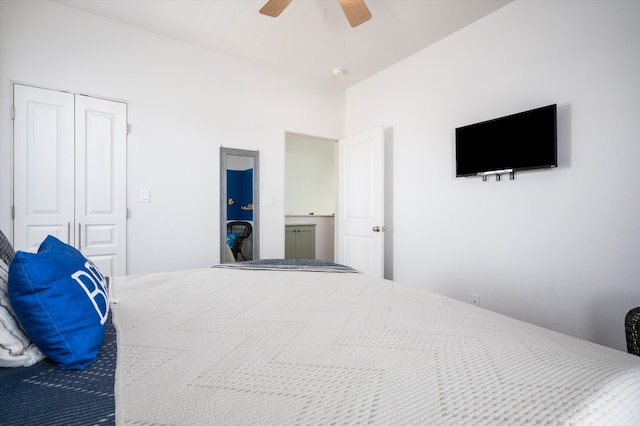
xmin=111 ymin=268 xmax=640 ymax=425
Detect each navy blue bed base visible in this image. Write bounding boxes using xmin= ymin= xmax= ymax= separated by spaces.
xmin=0 ymin=315 xmax=117 ymax=425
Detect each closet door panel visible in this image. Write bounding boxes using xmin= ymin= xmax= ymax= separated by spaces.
xmin=13 ymin=85 xmax=75 ymax=251
xmin=75 ymin=95 xmax=127 ymax=276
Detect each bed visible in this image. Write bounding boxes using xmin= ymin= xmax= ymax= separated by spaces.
xmin=2 ymin=249 xmax=640 ymax=424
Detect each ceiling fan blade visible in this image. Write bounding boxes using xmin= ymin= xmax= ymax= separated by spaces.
xmin=337 ymin=0 xmax=372 ymax=27
xmin=259 ymin=0 xmax=293 ymax=17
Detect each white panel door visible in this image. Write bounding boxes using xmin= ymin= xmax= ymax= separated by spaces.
xmin=13 ymin=85 xmax=127 ymax=276
xmin=337 ymin=127 xmax=385 ymax=277
xmin=75 ymin=95 xmax=127 ymax=276
xmin=13 ymin=85 xmax=75 ymax=251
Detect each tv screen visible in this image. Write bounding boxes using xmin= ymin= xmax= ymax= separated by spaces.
xmin=455 ymin=104 xmax=557 ymax=177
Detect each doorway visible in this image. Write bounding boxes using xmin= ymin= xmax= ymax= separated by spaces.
xmin=284 ymin=133 xmax=336 ymax=261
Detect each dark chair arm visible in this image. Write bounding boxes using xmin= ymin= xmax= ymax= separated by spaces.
xmin=625 ymin=307 xmax=640 ymax=356
xmin=0 ymin=229 xmax=15 ymax=265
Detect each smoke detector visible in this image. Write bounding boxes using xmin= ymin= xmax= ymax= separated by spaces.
xmin=332 ymin=67 xmax=346 ymax=77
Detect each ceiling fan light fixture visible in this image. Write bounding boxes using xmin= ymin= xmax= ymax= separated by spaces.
xmin=260 ymin=0 xmax=372 ymax=27
xmin=332 ymin=67 xmax=346 ymax=77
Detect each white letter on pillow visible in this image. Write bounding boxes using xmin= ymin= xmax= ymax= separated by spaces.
xmin=71 ymin=262 xmax=109 ymax=325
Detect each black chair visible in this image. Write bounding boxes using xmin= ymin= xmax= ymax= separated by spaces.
xmin=0 ymin=229 xmax=15 ymax=265
xmin=227 ymin=221 xmax=252 ymax=261
xmin=626 ymin=307 xmax=640 ymax=356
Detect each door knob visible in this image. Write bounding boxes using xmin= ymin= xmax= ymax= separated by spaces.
xmin=373 ymin=226 xmax=381 ymax=232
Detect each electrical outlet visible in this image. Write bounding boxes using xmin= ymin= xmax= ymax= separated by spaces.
xmin=471 ymin=294 xmax=480 ymax=306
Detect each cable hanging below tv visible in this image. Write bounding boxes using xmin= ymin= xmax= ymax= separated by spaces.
xmin=455 ymin=104 xmax=557 ymax=181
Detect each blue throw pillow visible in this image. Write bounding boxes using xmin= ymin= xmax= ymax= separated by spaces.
xmin=8 ymin=235 xmax=109 ymax=370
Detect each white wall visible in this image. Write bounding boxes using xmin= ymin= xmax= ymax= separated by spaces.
xmin=345 ymin=0 xmax=640 ymax=351
xmin=0 ymin=0 xmax=344 ymax=274
xmin=285 ymin=133 xmax=336 ymax=216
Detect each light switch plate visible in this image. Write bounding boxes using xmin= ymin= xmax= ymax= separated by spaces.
xmin=140 ymin=189 xmax=150 ymax=203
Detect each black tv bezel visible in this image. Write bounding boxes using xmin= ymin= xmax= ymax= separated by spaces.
xmin=455 ymin=104 xmax=558 ymax=178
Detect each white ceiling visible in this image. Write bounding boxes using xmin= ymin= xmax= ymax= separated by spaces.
xmin=53 ymin=0 xmax=512 ymax=88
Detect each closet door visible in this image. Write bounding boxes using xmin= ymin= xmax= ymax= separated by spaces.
xmin=13 ymin=85 xmax=75 ymax=251
xmin=13 ymin=85 xmax=127 ymax=276
xmin=75 ymin=95 xmax=127 ymax=276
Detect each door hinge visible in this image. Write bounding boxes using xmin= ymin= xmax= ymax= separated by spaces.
xmin=126 ymin=208 xmax=131 ymax=219
xmin=126 ymin=123 xmax=131 ymax=134
xmin=11 ymin=105 xmax=15 ymax=120
xmin=11 ymin=205 xmax=15 ymax=220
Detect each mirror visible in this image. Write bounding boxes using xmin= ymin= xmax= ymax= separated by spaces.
xmin=220 ymin=147 xmax=259 ymax=263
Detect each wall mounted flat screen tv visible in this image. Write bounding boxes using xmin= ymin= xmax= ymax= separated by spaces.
xmin=455 ymin=104 xmax=557 ymax=177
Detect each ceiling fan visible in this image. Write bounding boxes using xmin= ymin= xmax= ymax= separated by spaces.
xmin=259 ymin=0 xmax=372 ymax=28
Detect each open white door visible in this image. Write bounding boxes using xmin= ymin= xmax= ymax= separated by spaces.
xmin=337 ymin=127 xmax=385 ymax=277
